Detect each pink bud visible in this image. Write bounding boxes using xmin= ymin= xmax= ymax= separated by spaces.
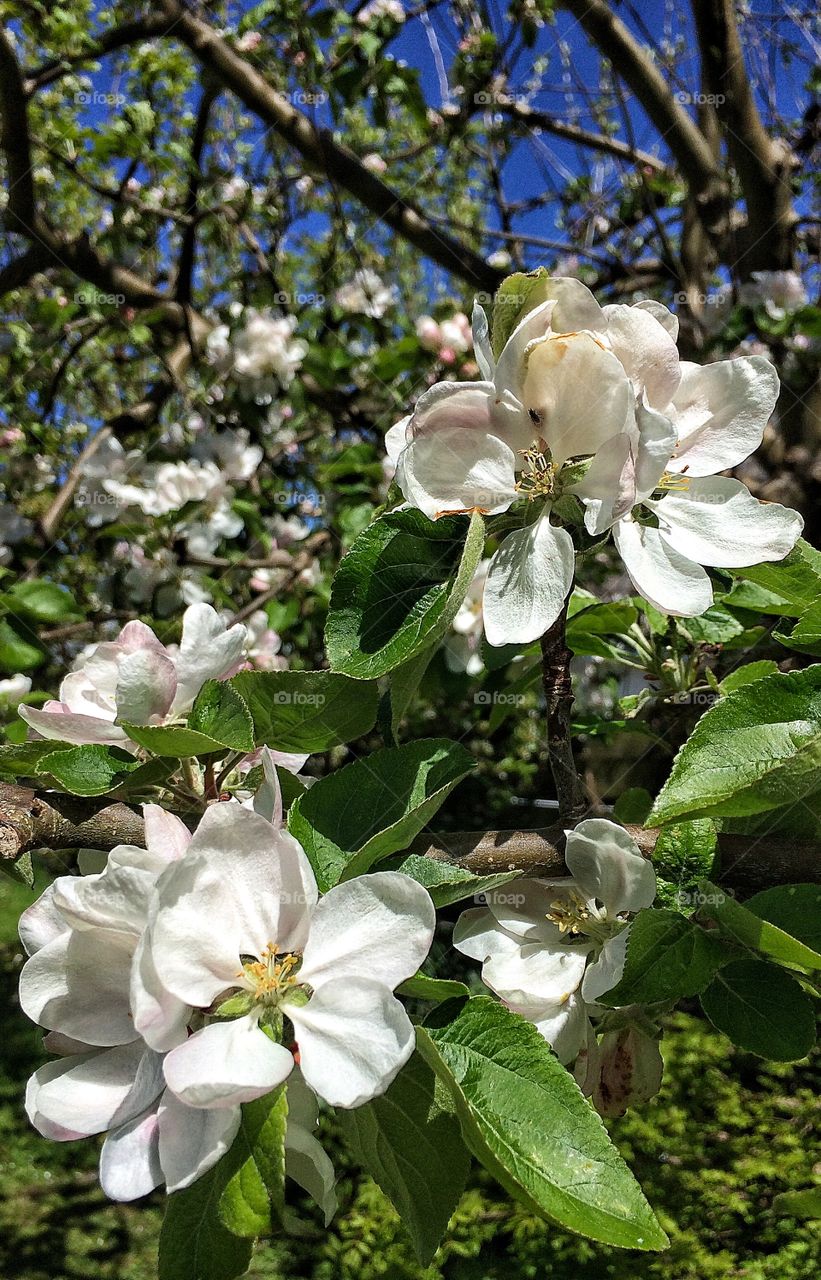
xmin=593 ymin=1026 xmax=663 ymax=1118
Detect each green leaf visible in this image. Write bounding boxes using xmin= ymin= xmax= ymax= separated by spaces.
xmin=337 ymin=1053 xmax=470 ymax=1264
xmin=188 ymin=681 xmax=255 ymax=753
xmin=651 ymin=819 xmax=718 ymax=911
xmin=0 ymin=619 xmax=43 ymax=673
xmin=648 ymin=666 xmax=821 ymax=824
xmin=490 ymin=268 xmax=548 ymax=357
xmin=697 ymin=880 xmax=821 ymax=971
xmin=731 ymin=539 xmax=821 ymax=615
xmin=718 ymin=660 xmax=779 ymax=694
xmin=417 ymin=997 xmax=668 ymax=1251
xmin=744 ymin=884 xmax=821 ymax=957
xmin=0 ymin=850 xmax=34 ymax=886
xmin=230 ymin=670 xmax=379 ymax=752
xmin=2 ymin=579 xmax=80 ymax=623
xmin=613 ymin=788 xmax=653 ymax=825
xmin=0 ymin=739 xmax=66 ymax=778
xmin=158 ymin=1164 xmax=254 ymax=1280
xmin=397 ymin=973 xmax=471 ymax=1002
xmin=676 ymin=605 xmax=744 ymax=646
xmin=774 ymin=602 xmax=821 ymax=656
xmin=287 ymin=738 xmax=475 ymax=891
xmin=599 ymin=909 xmax=731 ymax=1006
xmin=121 ymin=723 xmax=230 ymax=759
xmin=34 ymin=744 xmax=144 ymax=796
xmin=388 ymin=646 xmax=436 ymax=738
xmin=382 ymin=851 xmax=520 ymax=908
xmin=699 ymin=959 xmax=815 ymax=1061
xmin=325 ymin=509 xmax=485 ymax=679
xmin=219 ymin=1088 xmax=288 ymax=1238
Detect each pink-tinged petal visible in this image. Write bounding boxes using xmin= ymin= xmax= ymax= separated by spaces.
xmin=471 ymin=301 xmax=494 ymax=381
xmin=397 ymin=425 xmax=518 ymax=519
xmin=19 ymin=884 xmax=67 ymax=956
xmin=158 ymin=1090 xmax=242 ymax=1191
xmin=483 ymin=512 xmax=575 ymax=646
xmin=33 ymin=1043 xmax=164 ymax=1136
xmin=26 ymin=1060 xmax=87 ymax=1140
xmin=613 ymin=517 xmax=713 ymax=616
xmin=170 ymin=604 xmax=248 ymax=714
xmin=19 ymin=928 xmax=137 ymax=1046
xmin=262 ymin=748 xmax=310 ymax=775
xmin=523 ymin=332 xmax=633 ymax=465
xmin=411 ymin=381 xmax=496 ymax=435
xmin=143 ymin=803 xmax=192 ymax=865
xmin=18 ymin=704 xmax=130 ymax=746
xmin=647 ymin=477 xmax=803 ymax=569
xmin=288 ymin=976 xmax=414 ymax=1109
xmin=667 ymin=357 xmax=779 ymax=476
xmin=564 ymin=819 xmax=656 ymax=915
xmin=602 ymin=303 xmax=681 ymax=408
xmin=163 ymin=1019 xmax=293 ymax=1109
xmin=116 ymin=619 xmax=166 ymax=654
xmin=299 ymin=872 xmax=435 ymax=992
xmin=51 ymin=863 xmax=154 ymax=937
xmin=115 ymin=648 xmax=177 ymax=725
xmin=99 ymin=1104 xmax=163 ymax=1201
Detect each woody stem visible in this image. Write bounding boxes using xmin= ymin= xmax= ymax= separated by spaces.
xmin=539 ymin=595 xmax=589 ymax=824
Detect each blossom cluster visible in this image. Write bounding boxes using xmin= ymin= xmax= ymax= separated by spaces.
xmin=387 ymin=277 xmax=803 ymax=646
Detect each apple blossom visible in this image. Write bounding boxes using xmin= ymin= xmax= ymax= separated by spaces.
xmin=137 ymin=804 xmax=435 ymax=1110
xmin=0 ymin=671 xmax=31 ymax=705
xmin=453 ymin=819 xmax=656 ymax=1063
xmin=20 ymin=603 xmax=247 ymax=747
xmin=335 ymin=268 xmax=397 ymax=319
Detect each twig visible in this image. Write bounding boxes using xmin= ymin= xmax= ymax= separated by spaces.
xmin=539 ymin=601 xmax=589 ymax=823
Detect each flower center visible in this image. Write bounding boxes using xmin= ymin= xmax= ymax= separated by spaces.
xmin=517 ymin=438 xmax=557 ymax=499
xmin=656 ymin=470 xmax=690 ymax=493
xmin=238 ymin=942 xmax=304 ymax=1006
xmin=546 ymin=890 xmax=618 ymax=946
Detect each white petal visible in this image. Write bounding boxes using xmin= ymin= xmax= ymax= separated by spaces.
xmin=647 ymin=477 xmax=803 ymax=569
xmin=299 ymin=872 xmax=434 ymax=992
xmin=544 ymin=277 xmax=604 ymax=333
xmin=288 ymin=976 xmax=414 ymax=1109
xmin=452 ymin=907 xmax=520 ymax=962
xmin=18 ymin=704 xmax=130 ymax=745
xmin=483 ymin=879 xmax=566 ymax=943
xmin=51 ymin=863 xmax=154 ymax=937
xmin=510 ymin=990 xmax=590 ymax=1065
xmin=384 ymin=417 xmax=410 ymax=468
xmin=99 ymin=1104 xmax=163 ymax=1201
xmin=131 ymin=927 xmax=192 ymax=1052
xmin=253 ymin=746 xmax=285 ymax=828
xmin=613 ymin=517 xmax=712 ymax=616
xmin=143 ymin=803 xmax=192 ymax=866
xmin=397 ymin=425 xmax=518 ymax=519
xmin=574 ymin=433 xmax=636 ymax=535
xmin=481 ymin=939 xmax=588 ymax=1008
xmin=495 ymin=299 xmax=555 ymax=401
xmin=633 ymin=299 xmax=679 ymax=340
xmin=471 ymin=301 xmax=494 ymax=380
xmin=26 ymin=1059 xmax=87 ymax=1140
xmin=523 ymin=332 xmax=632 ymax=464
xmin=564 ymin=819 xmax=656 ymax=914
xmin=163 ymin=1018 xmax=293 ymax=1109
xmin=19 ymin=928 xmax=137 ymax=1046
xmin=582 ymin=929 xmax=630 ymax=1002
xmin=633 ymin=403 xmax=677 ymax=501
xmin=33 ymin=1043 xmax=164 ymax=1136
xmin=667 ymin=357 xmax=779 ymax=476
xmin=603 ymin=303 xmax=681 ymax=408
xmin=285 ymin=1122 xmax=338 ymax=1224
xmin=170 ymin=604 xmax=247 ymax=714
xmin=19 ymin=884 xmax=67 ymax=956
xmin=115 ymin=648 xmax=177 ymax=725
xmin=158 ymin=1090 xmax=242 ymax=1191
xmin=411 ymin=380 xmax=496 ymax=434
xmin=483 ymin=512 xmax=574 ymax=646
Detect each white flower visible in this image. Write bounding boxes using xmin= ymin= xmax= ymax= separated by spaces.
xmin=244 ymin=609 xmax=287 ymax=670
xmin=358 ymin=0 xmax=406 ymax=24
xmin=444 ymin=559 xmax=489 ymax=674
xmin=137 ymin=804 xmax=435 ymax=1110
xmin=606 ymin=358 xmax=802 ymax=615
xmin=335 ymin=269 xmax=397 ymax=319
xmin=0 ymin=672 xmax=31 ymax=705
xmin=210 ymin=310 xmax=307 ymax=400
xmin=103 ymin=459 xmax=226 ymax=517
xmin=453 ymin=819 xmax=656 ymax=1063
xmin=192 ymin=427 xmax=263 ymax=483
xmin=19 ymin=806 xmax=337 ymax=1213
xmin=740 ymin=270 xmax=806 ymax=319
xmin=20 ymin=604 xmax=247 ymax=747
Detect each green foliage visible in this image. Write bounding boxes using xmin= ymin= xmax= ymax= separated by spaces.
xmin=418 ymin=997 xmax=668 ymax=1251
xmin=697 ymin=880 xmax=821 ymax=971
xmin=230 ymin=671 xmax=379 ymax=752
xmin=699 ymin=959 xmax=816 ymax=1062
xmin=325 ymin=510 xmax=485 ymax=679
xmin=600 ymin=910 xmax=731 ymax=1006
xmin=287 ymin=738 xmax=475 ymax=890
xmin=337 ymin=1053 xmax=470 ymax=1264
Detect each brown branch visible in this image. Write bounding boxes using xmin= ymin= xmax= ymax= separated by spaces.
xmin=540 ymin=601 xmax=589 ymax=823
xmin=176 ymin=82 xmax=218 ymax=304
xmin=24 ymin=16 xmax=173 ymax=94
xmin=501 ymin=101 xmax=667 ymax=172
xmin=0 ymin=24 xmax=37 ymax=233
xmin=556 ymin=0 xmax=728 ymax=237
xmin=154 ymin=0 xmax=501 ymax=292
xmin=0 ymin=244 xmax=51 ymax=296
xmin=3 ymin=783 xmax=816 ymax=898
xmin=691 ymin=0 xmax=796 ymax=273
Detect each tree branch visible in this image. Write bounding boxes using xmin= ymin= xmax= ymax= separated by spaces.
xmin=3 ymin=783 xmax=816 ymax=899
xmin=501 ymin=101 xmax=667 ymax=172
xmin=540 ymin=601 xmax=589 ymax=823
xmin=154 ymin=0 xmax=501 ymax=292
